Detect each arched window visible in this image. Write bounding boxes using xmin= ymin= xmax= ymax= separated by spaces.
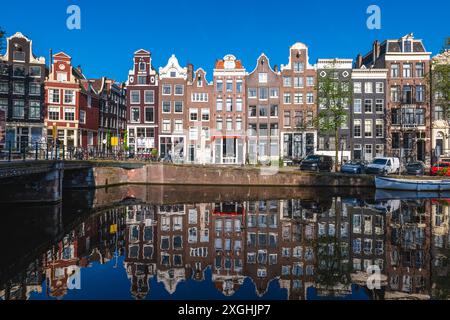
xmin=139 ymin=62 xmax=146 ymax=71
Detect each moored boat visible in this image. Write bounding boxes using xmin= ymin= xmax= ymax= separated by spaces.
xmin=375 ymin=176 xmax=450 ymax=191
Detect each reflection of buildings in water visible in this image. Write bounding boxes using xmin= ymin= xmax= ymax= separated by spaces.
xmin=0 ymin=259 xmax=43 ymax=300
xmin=185 ymin=203 xmax=212 ymax=282
xmin=431 ymin=199 xmax=450 ymax=299
xmin=279 ymin=199 xmax=318 ymax=300
xmin=385 ymin=200 xmax=431 ymax=298
xmin=245 ymin=200 xmax=280 ymax=297
xmin=212 ymin=202 xmax=245 ymax=296
xmin=124 ymin=205 xmax=157 ymax=300
xmin=156 ymin=204 xmax=186 ymax=295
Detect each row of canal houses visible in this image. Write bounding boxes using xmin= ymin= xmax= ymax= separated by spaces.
xmin=1 ymin=31 xmax=449 ymax=165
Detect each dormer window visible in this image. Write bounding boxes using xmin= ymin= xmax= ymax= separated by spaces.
xmin=139 ymin=62 xmax=146 ymax=71
xmin=197 ymin=76 xmax=203 ymax=87
xmin=403 ymin=40 xmax=412 ymax=52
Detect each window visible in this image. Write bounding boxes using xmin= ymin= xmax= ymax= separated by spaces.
xmin=294 ymin=77 xmax=304 ymax=88
xmin=64 ymin=90 xmax=75 ymax=104
xmin=354 ymin=120 xmax=361 ymax=138
xmin=365 ymin=144 xmax=373 ymax=158
xmin=375 ymin=144 xmax=384 ymax=157
xmin=13 ymin=82 xmax=24 ymax=94
xmin=64 ymin=107 xmax=75 ymax=121
xmin=163 ymin=119 xmax=171 ymax=132
xmin=364 ymin=82 xmax=373 ymax=93
xmin=391 ymin=86 xmax=399 ymax=102
xmin=364 ymin=99 xmax=373 ymax=113
xmin=162 ymin=85 xmax=171 ymax=95
xmin=29 ymin=66 xmax=41 ymax=77
xmin=365 ymin=120 xmax=372 ymax=137
xmin=294 ymin=62 xmax=304 ymax=72
xmin=201 ymin=109 xmax=210 ymax=121
xmin=270 ymin=105 xmax=278 ymax=117
xmin=29 ymin=83 xmax=41 ymax=95
xmin=12 ymin=100 xmax=24 ymax=118
xmin=259 ymin=73 xmax=268 ymax=83
xmin=306 ymin=93 xmax=314 ymax=104
xmin=249 ymin=106 xmax=257 ymax=117
xmin=56 ymin=72 xmax=67 ymax=82
xmin=295 ymin=111 xmax=303 ymax=127
xmin=403 ymin=63 xmax=412 ymax=78
xmin=216 ymin=118 xmax=223 ymax=130
xmin=226 ymin=80 xmax=233 ymax=92
xmin=145 ymin=107 xmax=154 ymax=122
xmin=270 ymin=88 xmax=279 ymax=98
xmin=306 ymin=111 xmax=313 ymax=127
xmin=416 ymin=85 xmax=425 ymax=102
xmin=226 ymin=118 xmax=232 ymax=131
xmin=190 ymin=108 xmax=198 ymax=121
xmin=284 ymin=93 xmax=291 ymax=104
xmin=259 ymin=87 xmax=268 ymax=100
xmin=391 ymin=64 xmax=399 ymax=78
xmin=236 ymin=98 xmax=243 ymax=112
xmin=170 ymin=71 xmax=176 ymax=78
xmin=174 ymin=120 xmax=183 ymax=132
xmin=144 ymin=90 xmax=154 ymax=103
xmin=175 ymin=84 xmax=184 ymax=95
xmin=259 ymin=106 xmax=267 ymax=117
xmin=13 ymin=65 xmax=25 ymax=77
xmin=402 ymin=85 xmax=412 ymax=104
xmin=435 ymin=106 xmax=444 ymax=120
xmin=139 ymin=61 xmax=146 ymax=71
xmin=131 ymin=91 xmax=140 ymax=104
xmin=376 ymin=82 xmax=384 ymax=93
xmin=189 ymin=127 xmax=198 ymax=140
xmin=248 ymin=88 xmax=257 ymax=98
xmin=283 ymin=77 xmax=292 ymax=87
xmin=354 ymin=82 xmax=362 ymax=93
xmin=294 ymin=93 xmax=303 ymax=104
xmin=137 ymin=76 xmax=146 ymax=84
xmin=226 ymin=98 xmax=233 ymax=112
xmin=236 ymin=80 xmax=243 ymax=93
xmin=49 ymin=89 xmax=59 ymax=104
xmin=375 ymin=120 xmax=384 ymax=138
xmin=270 ymin=123 xmax=278 ymax=136
xmin=28 ymin=101 xmax=40 ymax=119
xmin=375 ymin=99 xmax=384 ymax=113
xmin=216 ymin=80 xmax=223 ymax=92
xmin=236 ymin=118 xmax=242 ymax=131
xmin=404 ymin=40 xmax=412 ymax=52
xmin=131 ymin=107 xmax=140 ymax=122
xmin=307 ymin=76 xmax=314 ymax=86
xmin=162 ymin=101 xmax=171 ymax=113
xmin=0 ymin=81 xmax=8 ymax=93
xmin=174 ymin=101 xmax=183 ymax=113
xmin=48 ymin=107 xmax=59 ymax=120
xmin=284 ymin=111 xmax=291 ymax=127
xmin=216 ymin=99 xmax=223 ymax=112
xmin=415 ymin=63 xmax=424 ymax=77
xmin=354 ymin=99 xmax=362 ymax=113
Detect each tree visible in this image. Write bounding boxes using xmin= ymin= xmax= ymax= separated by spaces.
xmin=431 ymin=50 xmax=450 ymax=116
xmin=316 ymin=61 xmax=353 ymax=171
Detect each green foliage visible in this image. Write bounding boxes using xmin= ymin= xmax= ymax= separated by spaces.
xmin=315 ymin=60 xmax=353 ymax=170
xmin=432 ymin=62 xmax=450 ymax=116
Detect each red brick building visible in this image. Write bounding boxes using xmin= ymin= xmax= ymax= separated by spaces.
xmin=44 ymin=52 xmax=99 ymax=148
xmin=126 ymin=49 xmax=158 ymax=155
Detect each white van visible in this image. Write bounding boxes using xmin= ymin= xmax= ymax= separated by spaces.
xmin=365 ymin=157 xmax=401 ymax=175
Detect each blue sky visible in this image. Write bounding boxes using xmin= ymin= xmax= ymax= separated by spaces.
xmin=0 ymin=0 xmax=448 ymax=82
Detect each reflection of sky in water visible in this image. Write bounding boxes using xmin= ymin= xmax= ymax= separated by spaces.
xmin=27 ymin=257 xmax=368 ymax=300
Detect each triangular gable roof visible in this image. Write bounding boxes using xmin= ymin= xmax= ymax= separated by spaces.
xmin=134 ymin=49 xmax=150 ymax=55
xmin=53 ymin=52 xmax=72 ymax=59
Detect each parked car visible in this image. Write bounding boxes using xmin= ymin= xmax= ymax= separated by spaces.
xmin=365 ymin=157 xmax=401 ymax=175
xmin=404 ymin=161 xmax=425 ymax=176
xmin=340 ymin=160 xmax=366 ymax=174
xmin=430 ymin=162 xmax=450 ymax=176
xmin=300 ymin=155 xmax=333 ymax=172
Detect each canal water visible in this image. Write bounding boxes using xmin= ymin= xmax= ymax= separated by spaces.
xmin=1 ymin=185 xmax=449 ymax=300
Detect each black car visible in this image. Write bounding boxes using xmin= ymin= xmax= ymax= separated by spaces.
xmin=405 ymin=162 xmax=425 ymax=176
xmin=300 ymin=155 xmax=333 ymax=172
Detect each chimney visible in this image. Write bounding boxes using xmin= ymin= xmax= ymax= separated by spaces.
xmin=77 ymin=65 xmax=82 ymax=74
xmin=356 ymin=54 xmax=362 ymax=68
xmin=187 ymin=63 xmax=194 ymax=82
xmin=372 ymin=40 xmax=381 ymax=62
